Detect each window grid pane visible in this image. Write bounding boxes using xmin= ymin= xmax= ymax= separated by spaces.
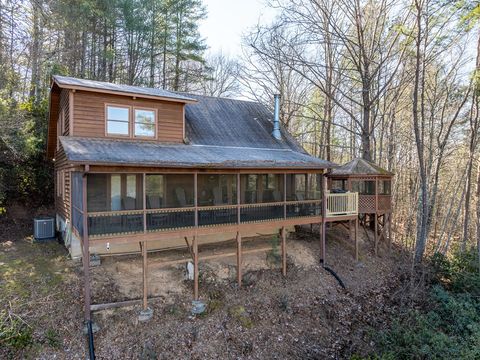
xmin=134 ymin=109 xmax=155 ymax=137
xmin=107 ymin=120 xmax=129 ymax=135
xmin=107 ymin=106 xmax=129 ymax=121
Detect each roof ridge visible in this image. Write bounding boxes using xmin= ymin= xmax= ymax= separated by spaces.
xmin=52 ymin=75 xmax=195 ymax=102
xmin=174 ymin=91 xmax=260 ymax=104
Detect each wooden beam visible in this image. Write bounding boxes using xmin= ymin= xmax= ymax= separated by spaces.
xmin=236 ymin=231 xmax=242 ymax=287
xmin=320 ymin=175 xmax=327 ymax=264
xmin=141 ymin=241 xmax=148 ymax=310
xmin=355 ymin=217 xmax=359 ymax=261
xmin=374 ymin=178 xmax=379 ymax=256
xmin=82 ymin=172 xmax=91 ymax=321
xmin=388 ymin=213 xmax=392 ymax=251
xmin=193 ymin=235 xmax=199 ymax=300
xmin=184 ymin=236 xmax=194 ymax=261
xmin=89 ymin=216 xmax=325 ymax=246
xmin=91 ymin=295 xmax=164 ymax=312
xmin=281 ymin=226 xmax=286 ymax=277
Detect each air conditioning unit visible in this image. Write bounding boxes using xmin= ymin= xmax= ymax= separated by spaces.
xmin=34 ymin=216 xmax=55 ymax=241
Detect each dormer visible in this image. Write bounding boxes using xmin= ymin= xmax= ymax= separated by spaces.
xmin=46 ymin=76 xmax=196 ymax=159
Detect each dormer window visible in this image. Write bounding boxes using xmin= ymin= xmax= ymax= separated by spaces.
xmin=105 ymin=105 xmax=157 ymax=138
xmin=106 ymin=105 xmax=130 ymax=136
xmin=134 ymin=109 xmax=156 ymax=138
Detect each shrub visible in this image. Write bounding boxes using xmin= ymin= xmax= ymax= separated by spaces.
xmin=374 ymin=249 xmax=480 ymax=359
xmin=0 ymin=310 xmax=34 ymax=350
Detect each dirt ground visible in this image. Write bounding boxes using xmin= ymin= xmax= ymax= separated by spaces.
xmin=0 ymin=217 xmax=408 ymax=359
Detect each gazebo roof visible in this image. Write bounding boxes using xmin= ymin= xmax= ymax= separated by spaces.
xmin=330 ymin=158 xmax=394 ymax=176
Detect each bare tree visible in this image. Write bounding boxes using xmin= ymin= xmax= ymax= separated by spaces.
xmin=201 ymin=52 xmax=241 ymax=97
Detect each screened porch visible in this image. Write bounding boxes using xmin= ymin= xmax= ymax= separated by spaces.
xmin=330 ymin=177 xmax=392 ymax=213
xmin=71 ymin=171 xmax=358 ymax=239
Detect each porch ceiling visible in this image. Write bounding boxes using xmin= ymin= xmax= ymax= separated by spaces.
xmin=59 ymin=137 xmax=336 ymax=169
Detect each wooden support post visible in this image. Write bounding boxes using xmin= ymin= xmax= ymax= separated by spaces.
xmin=193 ymin=235 xmax=199 ymax=300
xmin=374 ymin=178 xmax=379 ymax=256
xmin=193 ymin=172 xmax=199 ymax=300
xmin=388 ymin=213 xmax=392 ymax=251
xmin=82 ymin=170 xmax=91 ymax=321
xmin=281 ymin=226 xmax=287 ymax=276
xmin=355 ymin=217 xmax=359 ymax=261
xmin=236 ymin=231 xmax=242 ymax=287
xmin=320 ymin=174 xmax=327 ymax=265
xmin=141 ymin=241 xmax=148 ymax=310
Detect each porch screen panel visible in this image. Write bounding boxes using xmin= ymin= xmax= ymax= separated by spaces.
xmin=88 ymin=213 xmax=144 ymax=236
xmin=197 ymin=174 xmax=237 ymax=206
xmin=145 ymin=174 xmax=194 ymax=208
xmin=286 ymin=174 xmax=322 ymax=201
xmin=197 ymin=174 xmax=238 ymax=226
xmin=331 ymin=179 xmax=347 ymax=191
xmin=378 ymin=180 xmax=391 ymax=195
xmin=239 ymin=174 xmax=284 ymax=223
xmin=240 ymin=174 xmax=283 ymax=204
xmin=307 ymin=174 xmax=322 ymax=200
xmin=71 ymin=172 xmax=83 ymax=236
xmin=285 ymin=173 xmax=322 ymax=218
xmin=87 ymin=174 xmax=143 ymax=212
xmin=145 ymin=174 xmax=195 ymax=231
xmin=351 ymin=180 xmax=375 ymax=195
xmin=86 ymin=174 xmax=143 ymax=236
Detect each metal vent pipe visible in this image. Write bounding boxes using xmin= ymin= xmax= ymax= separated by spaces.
xmin=272 ymin=94 xmax=282 ymax=140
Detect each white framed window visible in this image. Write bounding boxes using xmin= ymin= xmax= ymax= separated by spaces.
xmin=134 ymin=108 xmax=156 ymax=138
xmin=106 ymin=105 xmax=130 ymax=136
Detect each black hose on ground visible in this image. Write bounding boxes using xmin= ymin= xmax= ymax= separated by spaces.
xmin=87 ymin=320 xmax=96 ymax=360
xmin=322 ymin=265 xmax=346 ymax=289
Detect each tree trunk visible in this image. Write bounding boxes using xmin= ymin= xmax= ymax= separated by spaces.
xmin=412 ymin=0 xmax=428 ymax=264
xmin=476 ymin=163 xmax=480 ymax=273
xmin=29 ymin=0 xmax=42 ymax=101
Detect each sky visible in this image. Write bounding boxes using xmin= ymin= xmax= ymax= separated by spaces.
xmin=198 ymin=0 xmax=279 ymax=56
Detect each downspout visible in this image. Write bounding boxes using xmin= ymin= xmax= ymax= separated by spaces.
xmin=272 ymin=94 xmax=282 ymax=140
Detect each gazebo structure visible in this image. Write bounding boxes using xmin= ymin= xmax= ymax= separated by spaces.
xmin=327 ymin=158 xmax=393 ymax=255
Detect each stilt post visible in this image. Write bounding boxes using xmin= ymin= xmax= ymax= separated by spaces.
xmin=82 ymin=168 xmax=91 ymax=321
xmin=193 ymin=235 xmax=199 ymax=300
xmin=193 ymin=172 xmax=199 ymax=300
xmin=281 ymin=226 xmax=287 ymax=276
xmin=355 ymin=217 xmax=359 ymax=261
xmin=320 ymin=173 xmax=327 ymax=265
xmin=141 ymin=241 xmax=148 ymax=310
xmin=236 ymin=231 xmax=242 ymax=286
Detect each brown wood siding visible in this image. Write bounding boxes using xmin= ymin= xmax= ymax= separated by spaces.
xmin=54 ymin=145 xmax=71 ymax=221
xmin=47 ymin=88 xmax=60 ymax=159
xmin=59 ymin=89 xmax=70 ymax=136
xmin=72 ymin=90 xmax=184 ymax=143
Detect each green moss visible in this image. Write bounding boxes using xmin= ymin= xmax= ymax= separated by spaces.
xmin=0 ymin=310 xmax=34 ymax=350
xmin=266 ymin=235 xmax=281 ymax=267
xmin=44 ymin=328 xmax=61 ymax=349
xmin=228 ymin=305 xmax=253 ymax=328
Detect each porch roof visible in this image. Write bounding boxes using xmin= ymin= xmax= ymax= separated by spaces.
xmin=330 ymin=158 xmax=394 ymax=176
xmin=59 ymin=137 xmax=336 ymax=169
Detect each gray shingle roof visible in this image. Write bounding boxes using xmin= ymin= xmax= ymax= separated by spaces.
xmin=53 ymin=75 xmax=195 ymax=102
xmin=330 ymin=158 xmax=393 ymax=176
xmin=60 ymin=137 xmax=336 ymax=169
xmin=183 ymin=94 xmax=305 ymax=152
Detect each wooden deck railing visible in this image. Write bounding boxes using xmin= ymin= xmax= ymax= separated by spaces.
xmin=325 ymin=191 xmax=358 ymax=217
xmin=86 ymin=194 xmax=358 ymax=237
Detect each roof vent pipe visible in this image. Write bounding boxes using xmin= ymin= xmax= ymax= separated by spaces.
xmin=272 ymin=94 xmax=282 ymax=140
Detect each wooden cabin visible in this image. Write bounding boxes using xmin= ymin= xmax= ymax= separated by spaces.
xmin=47 ymin=76 xmax=360 ymax=321
xmin=327 ymin=158 xmax=393 ymax=254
